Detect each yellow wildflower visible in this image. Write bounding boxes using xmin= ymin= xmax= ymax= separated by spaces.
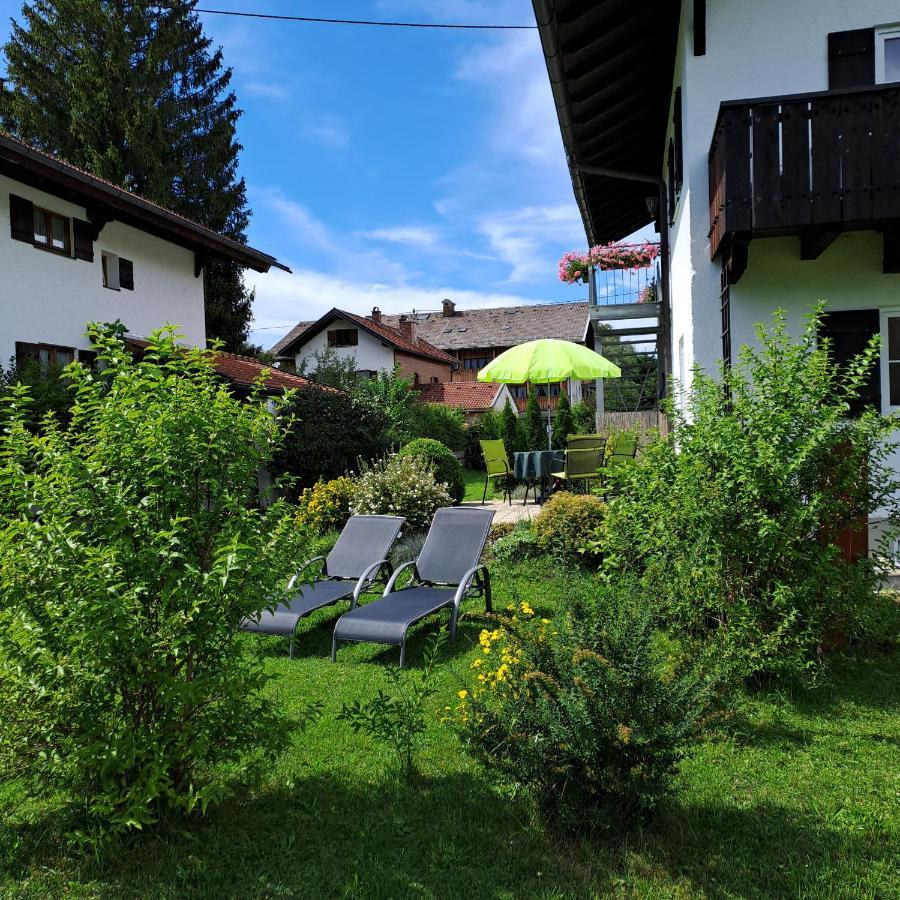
xmin=458 ymin=689 xmax=468 ymax=699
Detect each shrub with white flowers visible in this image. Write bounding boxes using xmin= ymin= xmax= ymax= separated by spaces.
xmin=351 ymin=453 xmax=451 ymax=530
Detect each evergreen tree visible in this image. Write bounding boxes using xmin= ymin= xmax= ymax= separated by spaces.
xmin=499 ymin=398 xmax=522 ymax=459
xmin=1 ymin=0 xmax=256 ymax=351
xmin=553 ymin=392 xmax=573 ymax=449
xmin=524 ymin=388 xmax=545 ymax=450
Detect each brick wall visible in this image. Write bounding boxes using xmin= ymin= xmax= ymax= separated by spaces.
xmin=394 ymin=350 xmax=453 ymax=385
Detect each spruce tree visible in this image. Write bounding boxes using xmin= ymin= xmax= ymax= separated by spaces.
xmin=524 ymin=388 xmax=545 ymax=450
xmin=1 ymin=0 xmax=256 ymax=351
xmin=500 ymin=398 xmax=522 ymax=459
xmin=553 ymin=392 xmax=573 ymax=449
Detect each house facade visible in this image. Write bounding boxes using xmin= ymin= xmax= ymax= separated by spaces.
xmin=534 ymin=0 xmax=900 ymax=532
xmin=382 ymin=299 xmax=593 ymax=412
xmin=0 ymin=131 xmax=286 ymax=370
xmin=271 ymin=307 xmax=456 ymax=385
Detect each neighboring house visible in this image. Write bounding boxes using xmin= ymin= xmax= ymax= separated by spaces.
xmin=0 ymin=130 xmax=287 ymax=369
xmin=533 ymin=0 xmax=900 ymax=536
xmin=415 ymin=381 xmax=515 ymax=422
xmin=271 ymin=307 xmax=456 ymax=385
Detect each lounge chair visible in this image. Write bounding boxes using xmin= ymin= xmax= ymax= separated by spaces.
xmin=479 ymin=438 xmax=514 ymax=505
xmin=241 ymin=514 xmax=404 ymax=656
xmin=331 ymin=507 xmax=495 ymax=667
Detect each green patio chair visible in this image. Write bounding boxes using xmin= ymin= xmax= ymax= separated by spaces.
xmin=600 ymin=432 xmax=639 ymax=498
xmin=479 ymin=439 xmax=514 ymax=505
xmin=551 ymin=445 xmax=605 ymax=492
xmin=566 ymin=433 xmax=607 ymax=451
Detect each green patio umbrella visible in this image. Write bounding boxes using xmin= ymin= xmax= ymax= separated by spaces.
xmin=477 ymin=339 xmax=621 ymax=449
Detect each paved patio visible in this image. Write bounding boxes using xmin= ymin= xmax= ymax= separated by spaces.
xmin=461 ymin=499 xmax=538 ymax=525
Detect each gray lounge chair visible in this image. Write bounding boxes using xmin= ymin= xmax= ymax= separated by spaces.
xmin=331 ymin=506 xmax=495 ymax=667
xmin=241 ymin=514 xmax=404 ymax=656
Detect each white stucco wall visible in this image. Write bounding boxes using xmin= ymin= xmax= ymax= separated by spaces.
xmin=0 ymin=174 xmax=206 ymax=365
xmin=668 ymin=0 xmax=900 ymax=382
xmin=293 ymin=317 xmax=395 ymax=373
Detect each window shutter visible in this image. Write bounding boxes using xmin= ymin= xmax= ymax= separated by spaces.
xmin=73 ymin=219 xmax=94 ymax=262
xmin=818 ymin=309 xmax=881 ymax=414
xmin=828 ymin=28 xmax=875 ymax=89
xmin=9 ymin=194 xmax=33 ymax=243
xmin=14 ymin=341 xmax=39 ymax=368
xmin=673 ymin=86 xmax=684 ymax=190
xmin=667 ymin=139 xmax=676 ymax=224
xmin=118 ymin=257 xmax=134 ymax=290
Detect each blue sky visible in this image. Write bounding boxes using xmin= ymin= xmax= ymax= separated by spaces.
xmin=1 ymin=0 xmax=607 ymax=348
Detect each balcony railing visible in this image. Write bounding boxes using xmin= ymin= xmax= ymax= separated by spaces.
xmin=708 ymin=83 xmax=900 ymax=279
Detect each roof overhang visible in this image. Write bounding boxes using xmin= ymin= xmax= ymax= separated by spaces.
xmin=533 ymin=0 xmax=681 ymax=245
xmin=0 ymin=132 xmax=289 ymax=273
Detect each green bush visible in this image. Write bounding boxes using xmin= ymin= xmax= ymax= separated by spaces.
xmin=552 ymin=393 xmax=573 ymax=449
xmin=525 ymin=390 xmax=545 ymax=450
xmin=0 ymin=355 xmax=75 ymax=430
xmin=409 ymin=402 xmax=466 ymax=451
xmin=0 ymin=325 xmax=310 ymax=842
xmin=489 ymin=521 xmax=540 ymax=562
xmin=465 ymin=410 xmax=502 ymax=468
xmin=273 ymin=384 xmax=392 ymax=492
xmin=571 ymin=399 xmax=596 ymax=434
xmin=455 ymin=584 xmax=717 ymax=830
xmin=351 ymin=453 xmax=451 ymax=529
xmin=399 ymin=437 xmax=465 ymax=504
xmin=532 ymin=492 xmax=607 ymax=563
xmin=500 ymin=397 xmax=524 ymax=458
xmin=352 ymin=368 xmax=418 ymax=447
xmin=602 ymin=306 xmax=900 ymax=679
xmin=295 ymin=476 xmax=355 ymax=532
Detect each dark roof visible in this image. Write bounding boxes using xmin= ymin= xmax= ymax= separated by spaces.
xmin=381 ymin=301 xmax=590 ymax=350
xmin=0 ymin=131 xmax=289 ymax=273
xmin=273 ymin=308 xmax=456 ymax=365
xmin=533 ymin=0 xmax=681 ymax=244
xmin=270 ymin=321 xmax=315 ymax=356
xmin=416 ymin=381 xmax=504 ymax=412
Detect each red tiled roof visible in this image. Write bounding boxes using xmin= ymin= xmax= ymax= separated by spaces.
xmin=416 ymin=381 xmax=502 ymax=411
xmin=123 ymin=336 xmax=318 ymax=393
xmin=0 ymin=130 xmax=287 ymax=273
xmin=211 ymin=352 xmax=318 ymax=392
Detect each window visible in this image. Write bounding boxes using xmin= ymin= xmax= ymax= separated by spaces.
xmin=876 ymin=25 xmax=900 ymax=83
xmin=882 ymin=312 xmax=900 ymax=410
xmin=15 ymin=341 xmax=76 ymax=371
xmin=32 ymin=206 xmax=70 ymax=255
xmin=720 ymin=260 xmax=732 ymax=370
xmin=327 ymin=328 xmax=358 ymax=347
xmin=463 ymin=356 xmax=489 ymax=370
xmin=102 ymin=252 xmax=120 ymax=290
xmin=818 ymin=310 xmax=881 ymax=415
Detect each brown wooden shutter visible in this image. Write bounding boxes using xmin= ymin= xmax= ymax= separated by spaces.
xmin=9 ymin=194 xmax=33 ymax=243
xmin=673 ymin=86 xmax=684 ymax=190
xmin=119 ymin=257 xmax=134 ymax=290
xmin=667 ymin=139 xmax=676 ymax=224
xmin=14 ymin=341 xmax=39 ymax=367
xmin=828 ymin=28 xmax=875 ymax=89
xmin=73 ymin=219 xmax=94 ymax=262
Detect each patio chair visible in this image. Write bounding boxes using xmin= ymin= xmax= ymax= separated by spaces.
xmin=566 ymin=433 xmax=607 ymax=451
xmin=600 ymin=432 xmax=639 ymax=498
xmin=479 ymin=438 xmax=513 ymax=505
xmin=331 ymin=507 xmax=495 ymax=667
xmin=240 ymin=515 xmax=404 ymax=656
xmin=552 ymin=444 xmax=605 ymax=492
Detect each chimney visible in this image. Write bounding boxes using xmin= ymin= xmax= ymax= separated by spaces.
xmin=442 ymin=298 xmax=456 ymax=318
xmin=370 ymin=306 xmax=382 ymax=324
xmin=398 ymin=314 xmax=415 ymax=343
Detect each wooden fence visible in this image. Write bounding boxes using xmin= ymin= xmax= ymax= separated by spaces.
xmin=596 ymin=410 xmax=668 ymax=441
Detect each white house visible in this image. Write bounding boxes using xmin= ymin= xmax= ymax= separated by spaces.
xmin=0 ymin=131 xmax=287 ymax=371
xmin=534 ymin=0 xmax=900 ymax=545
xmin=272 ymin=307 xmax=456 ymax=386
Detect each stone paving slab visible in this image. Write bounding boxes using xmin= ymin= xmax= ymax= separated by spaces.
xmin=460 ymin=500 xmax=538 ymax=525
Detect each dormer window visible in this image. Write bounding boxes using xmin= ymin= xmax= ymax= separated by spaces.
xmin=32 ymin=206 xmax=70 ymax=255
xmin=876 ymin=25 xmax=900 ymax=83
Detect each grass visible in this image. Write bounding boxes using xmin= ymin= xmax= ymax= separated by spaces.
xmin=463 ymin=466 xmax=489 ymax=502
xmin=1 ymin=558 xmax=898 ymax=899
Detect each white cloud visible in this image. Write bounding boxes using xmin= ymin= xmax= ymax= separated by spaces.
xmin=243 ymin=81 xmax=290 ymax=100
xmin=301 ymin=115 xmax=350 ymax=149
xmin=361 ymin=225 xmax=440 ymax=247
xmin=246 ymin=266 xmax=560 ymax=349
xmin=252 ymin=188 xmax=337 ymax=256
xmin=477 ymin=204 xmax=585 ymax=282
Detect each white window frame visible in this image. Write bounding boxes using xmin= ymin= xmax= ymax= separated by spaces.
xmin=879 ymin=308 xmax=900 ymax=413
xmin=875 ymin=24 xmax=900 ymax=84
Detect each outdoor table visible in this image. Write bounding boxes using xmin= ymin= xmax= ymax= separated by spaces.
xmin=513 ymin=450 xmax=565 ymax=505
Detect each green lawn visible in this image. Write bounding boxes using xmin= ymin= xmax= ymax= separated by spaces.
xmin=463 ymin=466 xmax=488 ymax=502
xmin=1 ymin=559 xmax=898 ymax=899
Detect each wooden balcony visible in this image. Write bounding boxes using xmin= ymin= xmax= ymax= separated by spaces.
xmin=708 ymin=83 xmax=900 ymax=281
